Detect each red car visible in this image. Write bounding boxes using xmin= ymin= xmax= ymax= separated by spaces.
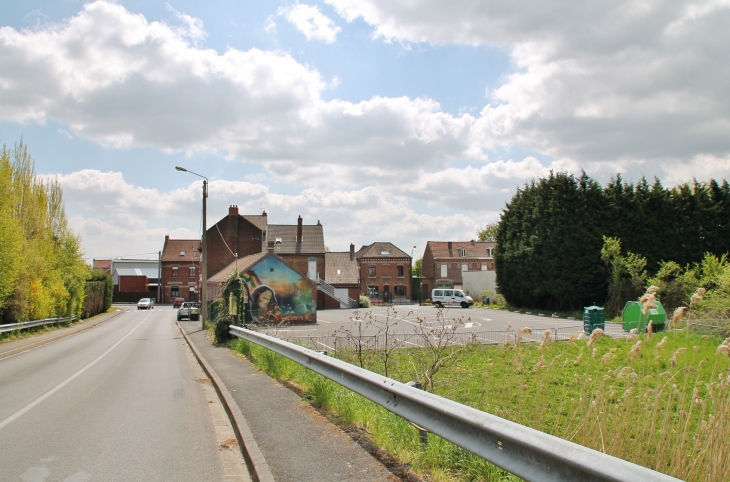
xmin=173 ymin=297 xmax=185 ymax=308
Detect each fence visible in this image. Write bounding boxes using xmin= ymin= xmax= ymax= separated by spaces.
xmin=279 ymin=325 xmax=629 ymax=352
xmin=229 ymin=326 xmax=679 ymax=482
xmin=0 ymin=316 xmax=78 ymax=335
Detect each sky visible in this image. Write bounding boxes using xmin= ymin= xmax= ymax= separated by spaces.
xmin=1 ymin=0 xmax=729 ymax=263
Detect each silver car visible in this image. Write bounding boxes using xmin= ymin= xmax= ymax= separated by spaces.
xmin=137 ymin=298 xmax=154 ymax=310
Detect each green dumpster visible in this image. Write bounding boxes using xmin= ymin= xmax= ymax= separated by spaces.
xmin=583 ymin=305 xmax=605 ymax=334
xmin=622 ymin=300 xmax=666 ymax=332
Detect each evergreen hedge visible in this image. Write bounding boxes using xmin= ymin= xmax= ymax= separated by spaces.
xmin=495 ymin=172 xmax=730 ymax=311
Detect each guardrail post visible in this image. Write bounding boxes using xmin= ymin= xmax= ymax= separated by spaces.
xmin=406 ymin=381 xmax=428 ymax=448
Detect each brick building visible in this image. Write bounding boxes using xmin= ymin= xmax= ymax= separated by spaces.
xmin=111 ymin=258 xmax=159 ymax=302
xmin=421 ymin=240 xmax=496 ymax=297
xmin=267 ymin=216 xmax=326 ymax=281
xmin=356 ymin=242 xmax=412 ymax=301
xmin=161 ymin=237 xmax=201 ymax=303
xmin=322 ymin=245 xmax=359 ymax=309
xmin=205 ymin=206 xmax=267 ymax=280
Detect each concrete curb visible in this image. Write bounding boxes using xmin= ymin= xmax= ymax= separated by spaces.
xmin=0 ymin=309 xmax=126 ymax=361
xmin=177 ymin=323 xmax=275 ymax=482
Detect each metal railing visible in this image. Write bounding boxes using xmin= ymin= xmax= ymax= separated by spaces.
xmin=317 ymin=278 xmax=357 ymax=308
xmin=229 ymin=325 xmax=679 ymax=482
xmin=280 ymin=326 xmax=606 ymax=352
xmin=0 ymin=316 xmax=78 ymax=334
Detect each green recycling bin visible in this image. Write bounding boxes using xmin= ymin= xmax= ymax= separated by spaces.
xmin=583 ymin=305 xmax=605 ymax=334
xmin=622 ymin=300 xmax=666 ymax=332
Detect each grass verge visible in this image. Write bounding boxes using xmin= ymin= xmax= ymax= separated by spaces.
xmin=230 ymin=329 xmax=730 ymax=481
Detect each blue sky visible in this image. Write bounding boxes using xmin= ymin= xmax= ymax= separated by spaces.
xmin=1 ymin=0 xmax=728 ymax=262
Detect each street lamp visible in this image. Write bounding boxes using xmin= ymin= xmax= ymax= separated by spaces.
xmin=176 ymin=166 xmax=208 ymax=330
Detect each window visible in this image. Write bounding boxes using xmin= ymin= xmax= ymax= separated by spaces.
xmin=458 ymin=247 xmax=466 ymax=257
xmin=394 ymin=285 xmax=407 ymax=297
xmin=396 ymin=265 xmax=404 ymax=277
xmin=487 ymin=248 xmax=493 ymax=258
xmin=369 ymin=265 xmax=376 ymax=277
xmin=171 ymin=286 xmax=179 ymax=297
xmin=440 ymin=264 xmax=447 ymax=277
xmin=179 ymin=251 xmax=186 ymax=256
xmin=189 ymin=266 xmax=195 ymax=277
xmin=434 ymin=289 xmax=443 ymax=297
xmin=462 ymin=264 xmax=468 ymax=272
xmin=481 ymin=264 xmax=487 ymax=271
xmin=172 ymin=266 xmax=179 ymax=278
xmin=380 ymin=250 xmax=390 ymax=256
xmin=444 ymin=290 xmax=454 ymax=296
xmin=366 ymin=286 xmax=379 ymax=297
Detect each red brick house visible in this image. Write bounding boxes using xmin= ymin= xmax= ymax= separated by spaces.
xmin=205 ymin=206 xmax=267 ymax=280
xmin=161 ymin=238 xmax=201 ymax=303
xmin=356 ymin=242 xmax=412 ymax=301
xmin=421 ymin=240 xmax=496 ymax=297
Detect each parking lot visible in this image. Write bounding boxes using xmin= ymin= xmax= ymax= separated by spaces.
xmin=262 ymin=304 xmax=584 ymax=338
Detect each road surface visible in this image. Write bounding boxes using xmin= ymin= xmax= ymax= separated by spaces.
xmin=0 ymin=308 xmax=246 ymax=481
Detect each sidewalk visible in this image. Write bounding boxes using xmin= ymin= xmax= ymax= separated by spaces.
xmin=179 ymin=323 xmax=399 ymax=482
xmin=0 ymin=309 xmax=125 ymax=360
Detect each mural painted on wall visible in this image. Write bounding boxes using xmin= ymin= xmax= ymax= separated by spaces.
xmin=242 ymin=256 xmax=315 ymax=323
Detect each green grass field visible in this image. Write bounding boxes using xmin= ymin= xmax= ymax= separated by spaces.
xmin=230 ymin=328 xmax=730 ymax=481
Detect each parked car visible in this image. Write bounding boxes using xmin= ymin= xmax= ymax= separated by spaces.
xmin=173 ymin=297 xmax=185 ymax=308
xmin=177 ymin=302 xmax=201 ymax=321
xmin=431 ymin=289 xmax=473 ymax=308
xmin=137 ymin=298 xmax=154 ymax=310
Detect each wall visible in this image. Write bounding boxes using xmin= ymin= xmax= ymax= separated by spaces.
xmin=462 ymin=270 xmax=497 ymax=303
xmin=358 ymin=258 xmax=411 ymax=299
xmin=206 ymin=214 xmax=264 ymax=279
xmin=119 ymin=275 xmax=148 ymax=292
xmin=161 ymin=262 xmax=199 ymax=303
xmin=278 ymin=253 xmax=325 ymax=280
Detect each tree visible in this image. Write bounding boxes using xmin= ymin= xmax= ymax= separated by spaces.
xmin=477 ymin=222 xmax=499 ymax=242
xmin=412 ymin=258 xmax=423 ymax=277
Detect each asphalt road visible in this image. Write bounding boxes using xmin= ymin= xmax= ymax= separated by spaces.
xmin=264 ymin=304 xmax=584 ymax=338
xmin=0 ymin=308 xmax=230 ymax=482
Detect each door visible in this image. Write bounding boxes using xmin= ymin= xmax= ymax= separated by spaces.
xmin=307 ymin=257 xmax=317 ymax=280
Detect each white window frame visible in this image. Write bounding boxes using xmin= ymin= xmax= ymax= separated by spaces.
xmin=440 ymin=264 xmax=447 ymax=278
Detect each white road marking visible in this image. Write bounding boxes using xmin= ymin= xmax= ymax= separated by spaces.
xmin=481 ymin=318 xmax=492 ymax=321
xmin=0 ymin=312 xmax=150 ymax=432
xmin=318 ymin=320 xmax=331 ymax=324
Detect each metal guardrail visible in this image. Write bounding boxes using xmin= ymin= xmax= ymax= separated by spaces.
xmin=0 ymin=316 xmax=78 ymax=334
xmin=229 ymin=325 xmax=680 ymax=482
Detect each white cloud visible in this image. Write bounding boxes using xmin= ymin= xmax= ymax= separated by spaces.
xmin=279 ymin=3 xmax=341 ymax=43
xmin=0 ymin=1 xmax=475 ymax=179
xmin=328 ymin=0 xmax=730 ymax=165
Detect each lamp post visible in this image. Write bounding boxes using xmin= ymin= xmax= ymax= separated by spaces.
xmin=176 ymin=166 xmax=208 ymax=329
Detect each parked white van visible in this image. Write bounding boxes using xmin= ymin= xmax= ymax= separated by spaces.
xmin=431 ymin=289 xmax=474 ymax=308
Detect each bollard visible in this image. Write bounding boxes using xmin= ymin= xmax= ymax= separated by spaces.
xmin=406 ymin=381 xmax=428 ymax=448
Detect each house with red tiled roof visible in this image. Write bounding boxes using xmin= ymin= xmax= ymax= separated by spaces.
xmin=420 ymin=240 xmax=496 ymax=298
xmin=161 ymin=237 xmax=201 ymax=303
xmin=356 ymin=242 xmax=412 ymax=302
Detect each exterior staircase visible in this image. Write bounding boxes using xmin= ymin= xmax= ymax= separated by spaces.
xmin=317 ymin=278 xmax=357 ymax=309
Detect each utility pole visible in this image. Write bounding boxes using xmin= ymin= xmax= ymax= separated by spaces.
xmin=175 ymin=166 xmax=209 ymax=330
xmin=157 ymin=250 xmax=161 ymax=303
xmin=202 ymin=180 xmax=208 ymax=330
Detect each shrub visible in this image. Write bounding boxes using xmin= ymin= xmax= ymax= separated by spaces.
xmin=359 ymin=295 xmax=371 ymax=308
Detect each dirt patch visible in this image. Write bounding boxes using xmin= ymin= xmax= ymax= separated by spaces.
xmin=219 ymin=437 xmax=239 ymax=450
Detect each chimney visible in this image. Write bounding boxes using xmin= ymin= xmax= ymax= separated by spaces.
xmin=229 ymin=205 xmax=239 ymax=236
xmin=165 ymin=235 xmax=169 ymax=243
xmin=350 ymin=243 xmax=355 ymax=261
xmin=447 ymin=241 xmax=452 ymax=251
xmin=471 ymin=239 xmax=475 ymax=246
xmin=296 ymin=215 xmax=303 ymax=254
xmin=267 ymin=240 xmax=275 ymax=253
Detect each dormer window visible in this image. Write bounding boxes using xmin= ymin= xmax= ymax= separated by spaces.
xmin=381 ymin=250 xmax=389 ymax=256
xmin=487 ymin=248 xmax=493 ymax=258
xmin=275 ymin=237 xmax=282 ymax=243
xmin=458 ymin=247 xmax=466 ymax=257
xmin=180 ymin=251 xmax=185 ymax=256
